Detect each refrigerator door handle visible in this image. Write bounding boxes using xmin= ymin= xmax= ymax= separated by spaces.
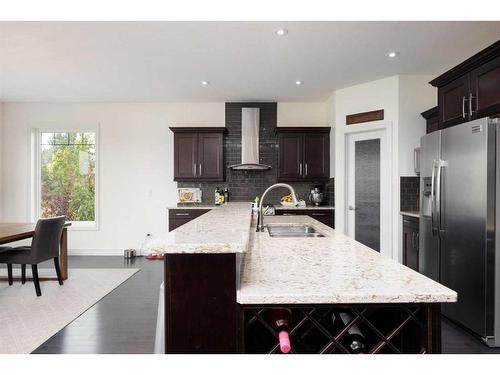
xmin=435 ymin=159 xmax=448 ymax=238
xmin=431 ymin=159 xmax=438 ymax=236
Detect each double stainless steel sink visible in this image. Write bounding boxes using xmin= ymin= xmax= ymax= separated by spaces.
xmin=266 ymin=224 xmax=325 ymax=238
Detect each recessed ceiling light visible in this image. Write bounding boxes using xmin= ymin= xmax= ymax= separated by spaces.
xmin=295 ymin=80 xmax=303 ymax=85
xmin=275 ymin=28 xmax=288 ymax=36
xmin=201 ymin=80 xmax=210 ymax=86
xmin=387 ymin=51 xmax=399 ymax=58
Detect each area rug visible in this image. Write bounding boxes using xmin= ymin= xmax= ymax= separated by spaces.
xmin=0 ymin=268 xmax=139 ymax=354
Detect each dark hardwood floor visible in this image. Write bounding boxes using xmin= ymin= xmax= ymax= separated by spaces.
xmin=5 ymin=256 xmax=498 ymax=354
xmin=32 ymin=256 xmax=163 ymax=354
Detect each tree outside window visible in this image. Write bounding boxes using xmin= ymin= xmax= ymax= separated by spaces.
xmin=39 ymin=131 xmax=96 ymax=223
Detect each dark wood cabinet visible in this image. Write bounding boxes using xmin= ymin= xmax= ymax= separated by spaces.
xmin=173 ymin=133 xmax=199 ymax=180
xmin=170 ymin=127 xmax=225 ymax=182
xmin=431 ymin=40 xmax=500 ymax=130
xmin=303 ymin=132 xmax=329 ymax=178
xmin=402 ymin=215 xmax=419 ymax=272
xmin=164 ymin=253 xmax=237 ymax=353
xmin=168 ymin=209 xmax=211 ymax=231
xmin=470 ymin=54 xmax=500 ymax=119
xmin=438 ymin=75 xmax=470 ymax=128
xmin=421 ymin=107 xmax=439 ymax=134
xmin=278 ymin=133 xmax=303 ymax=179
xmin=276 ymin=127 xmax=330 ymax=182
xmin=275 ymin=209 xmax=334 ymax=229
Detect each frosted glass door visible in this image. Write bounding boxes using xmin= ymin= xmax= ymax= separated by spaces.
xmin=354 ymin=139 xmax=381 ymax=251
xmin=346 ymin=130 xmax=388 ymax=254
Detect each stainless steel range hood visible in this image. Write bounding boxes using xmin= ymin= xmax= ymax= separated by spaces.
xmin=228 ymin=107 xmax=271 ymax=171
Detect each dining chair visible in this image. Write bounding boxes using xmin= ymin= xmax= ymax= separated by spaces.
xmin=0 ymin=216 xmax=66 ymax=296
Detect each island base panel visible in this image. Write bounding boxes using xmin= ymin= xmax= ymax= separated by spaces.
xmin=238 ymin=303 xmax=441 ymax=354
xmin=164 ymin=254 xmax=237 ymax=353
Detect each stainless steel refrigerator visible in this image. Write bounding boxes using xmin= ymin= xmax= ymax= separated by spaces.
xmin=419 ymin=116 xmax=500 ymax=346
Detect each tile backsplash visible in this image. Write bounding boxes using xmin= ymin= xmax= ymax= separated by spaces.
xmin=178 ymin=102 xmax=334 ymax=206
xmin=400 ymin=176 xmax=420 ymax=212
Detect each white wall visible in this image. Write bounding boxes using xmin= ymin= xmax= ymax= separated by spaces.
xmin=1 ymin=102 xmax=224 ymax=254
xmin=333 ymin=76 xmax=400 ymax=259
xmin=277 ymin=102 xmax=330 ymax=127
xmin=398 ymin=75 xmax=437 ymax=176
xmin=331 ymin=75 xmax=438 ymax=261
xmin=1 ymin=101 xmax=331 ymax=255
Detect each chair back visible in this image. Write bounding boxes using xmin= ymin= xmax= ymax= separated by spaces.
xmin=31 ymin=216 xmax=66 ymax=263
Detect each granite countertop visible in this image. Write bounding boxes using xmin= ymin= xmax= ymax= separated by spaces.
xmin=274 ymin=204 xmax=335 ymax=210
xmin=168 ymin=203 xmax=335 ymax=210
xmin=151 ymin=203 xmax=456 ymax=304
xmin=237 ymin=215 xmax=456 ymax=305
xmin=400 ymin=211 xmax=420 ymax=218
xmin=148 ymin=202 xmax=253 ymax=254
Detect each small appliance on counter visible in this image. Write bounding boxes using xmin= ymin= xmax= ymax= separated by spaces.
xmin=177 ymin=188 xmax=202 ymax=203
xmin=308 ymin=185 xmax=324 ymax=206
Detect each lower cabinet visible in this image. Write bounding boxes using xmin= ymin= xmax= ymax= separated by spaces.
xmin=402 ymin=215 xmax=419 ymax=271
xmin=274 ymin=209 xmax=335 ymax=229
xmin=168 ymin=209 xmax=211 ymax=231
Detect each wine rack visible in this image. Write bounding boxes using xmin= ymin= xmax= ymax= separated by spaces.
xmin=239 ymin=303 xmax=440 ymax=354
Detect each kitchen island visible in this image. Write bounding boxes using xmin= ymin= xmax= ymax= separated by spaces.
xmin=147 ymin=203 xmax=456 ymax=354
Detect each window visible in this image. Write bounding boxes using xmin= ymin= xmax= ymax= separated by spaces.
xmin=34 ymin=130 xmax=98 ymax=228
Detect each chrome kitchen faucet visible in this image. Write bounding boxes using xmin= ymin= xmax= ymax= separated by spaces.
xmin=257 ymin=183 xmax=299 ymax=232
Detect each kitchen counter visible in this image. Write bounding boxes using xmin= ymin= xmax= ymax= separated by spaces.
xmin=274 ymin=204 xmax=334 ymax=210
xmin=400 ymin=211 xmax=420 ymax=218
xmin=237 ymin=215 xmax=456 ymax=305
xmin=169 ymin=203 xmax=335 ymax=210
xmin=159 ymin=203 xmax=455 ymax=353
xmin=148 ymin=202 xmax=252 ymax=254
xmin=155 ymin=203 xmax=455 ymax=303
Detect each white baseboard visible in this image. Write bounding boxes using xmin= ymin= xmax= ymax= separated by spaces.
xmin=69 ymin=248 xmax=134 ymax=256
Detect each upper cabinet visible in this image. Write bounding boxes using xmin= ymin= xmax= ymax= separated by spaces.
xmin=276 ymin=127 xmax=330 ymax=181
xmin=170 ymin=127 xmax=225 ymax=182
xmin=421 ymin=106 xmax=439 ymax=134
xmin=470 ymin=55 xmax=500 ymax=119
xmin=438 ymin=75 xmax=471 ymax=128
xmin=430 ymin=40 xmax=500 ymax=130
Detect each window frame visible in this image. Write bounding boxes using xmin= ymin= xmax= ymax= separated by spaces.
xmin=31 ymin=126 xmax=100 ymax=231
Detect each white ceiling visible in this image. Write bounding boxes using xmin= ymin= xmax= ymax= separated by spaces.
xmin=1 ymin=21 xmax=499 ymax=102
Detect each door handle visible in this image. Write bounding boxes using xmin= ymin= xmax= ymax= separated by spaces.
xmin=431 ymin=159 xmax=438 ymax=235
xmin=469 ymin=93 xmax=476 ymax=118
xmin=435 ymin=159 xmax=447 ymax=238
xmin=305 ymin=163 xmax=308 ymax=176
xmin=193 ymin=163 xmax=196 ymax=176
xmin=299 ymin=163 xmax=303 ymax=176
xmin=198 ymin=163 xmax=202 ymax=176
xmin=462 ymin=96 xmax=467 ymax=119
xmin=348 ymin=206 xmax=358 ymax=211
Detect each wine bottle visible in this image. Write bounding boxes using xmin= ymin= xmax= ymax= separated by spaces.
xmin=267 ymin=308 xmax=292 ymax=353
xmin=332 ymin=311 xmax=366 ymax=354
xmin=224 ymin=187 xmax=229 ymax=204
xmin=215 ymin=187 xmax=221 ymax=205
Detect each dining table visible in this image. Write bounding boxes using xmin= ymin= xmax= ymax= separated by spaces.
xmin=0 ymin=222 xmax=71 ymax=281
